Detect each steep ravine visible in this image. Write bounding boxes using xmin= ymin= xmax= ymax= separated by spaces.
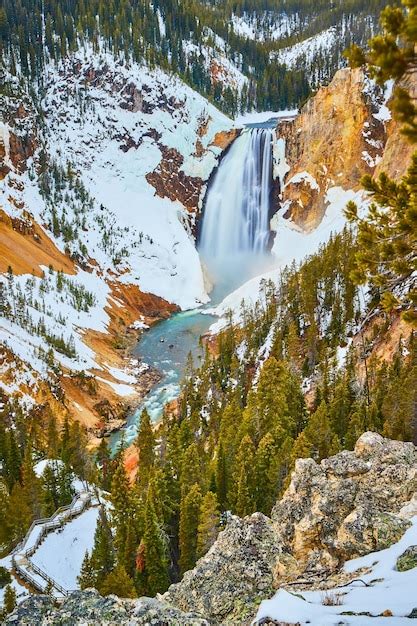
xmin=113 ymin=124 xmax=276 ymax=453
xmin=117 ymin=65 xmax=417 ymax=456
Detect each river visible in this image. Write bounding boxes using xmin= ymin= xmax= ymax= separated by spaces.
xmin=110 ymin=308 xmax=216 ymax=451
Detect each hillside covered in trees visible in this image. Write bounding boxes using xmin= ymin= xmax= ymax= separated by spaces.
xmin=1 ymin=0 xmax=389 ymax=114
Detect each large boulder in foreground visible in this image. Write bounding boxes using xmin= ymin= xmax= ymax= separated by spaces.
xmin=162 ymin=513 xmax=283 ymax=624
xmin=272 ymin=432 xmax=417 ymax=578
xmin=164 ymin=432 xmax=417 ymax=623
xmin=4 ymin=590 xmax=209 ymax=625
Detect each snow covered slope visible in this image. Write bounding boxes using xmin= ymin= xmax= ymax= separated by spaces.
xmin=20 ymin=48 xmax=232 ymax=308
xmin=231 ymin=11 xmax=302 ymax=42
xmin=0 ymin=46 xmax=233 ymax=413
xmin=256 ymin=514 xmax=417 ymax=625
xmin=272 ymin=14 xmax=377 ymax=89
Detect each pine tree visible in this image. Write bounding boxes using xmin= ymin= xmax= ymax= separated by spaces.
xmin=197 ymin=491 xmax=220 ymax=558
xmin=122 ymin=517 xmax=139 ymax=579
xmin=110 ymin=459 xmax=132 ymax=554
xmin=346 ymin=0 xmax=417 ymax=139
xmin=255 ymin=432 xmax=277 ymax=514
xmin=96 ymin=438 xmax=112 ymax=492
xmin=136 ymin=408 xmax=155 ymax=490
xmin=46 ymin=415 xmax=59 ymax=457
xmin=20 ymin=444 xmax=43 ymax=519
xmin=3 ymin=585 xmax=16 ymax=615
xmin=179 ymin=483 xmax=202 ymax=574
xmin=78 ymin=551 xmax=96 ymax=589
xmin=60 ymin=416 xmax=71 ymax=465
xmin=100 ymin=564 xmax=136 ymax=598
xmin=345 ymin=162 xmax=417 ymax=324
xmin=345 ymin=406 xmax=367 ymax=450
xmin=89 ymin=507 xmax=115 ymax=589
xmin=3 ymin=428 xmax=21 ymax=490
xmin=345 ymin=0 xmax=417 ymax=324
xmin=291 ymin=431 xmax=313 ymax=466
xmin=303 ymin=402 xmax=340 ymax=461
xmin=137 ymin=481 xmax=170 ymax=596
xmin=382 ymin=362 xmax=417 ymax=442
xmin=179 ymin=442 xmax=203 ymax=496
xmin=41 ymin=463 xmax=60 ymax=515
xmin=215 ymin=442 xmax=228 ymax=511
xmin=234 ymin=435 xmax=256 ymax=517
xmin=242 ymin=357 xmax=292 ymax=446
xmin=4 ymin=481 xmax=32 ymax=546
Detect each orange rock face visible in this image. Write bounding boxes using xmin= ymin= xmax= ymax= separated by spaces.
xmin=0 ymin=209 xmax=76 ymax=276
xmin=375 ymin=71 xmax=417 ymax=180
xmin=277 ymin=68 xmax=387 ymax=231
xmin=210 ymin=128 xmax=241 ymax=150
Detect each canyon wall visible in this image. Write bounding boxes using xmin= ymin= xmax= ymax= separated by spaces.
xmin=0 ymin=52 xmax=234 ymax=437
xmin=276 ymin=67 xmax=415 ymax=231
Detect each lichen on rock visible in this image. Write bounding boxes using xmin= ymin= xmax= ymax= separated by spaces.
xmin=4 ymin=590 xmax=209 ymax=625
xmin=396 ymin=545 xmax=417 ymax=572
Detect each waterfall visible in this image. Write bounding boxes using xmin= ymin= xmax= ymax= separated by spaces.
xmin=199 ymin=127 xmax=273 ymax=292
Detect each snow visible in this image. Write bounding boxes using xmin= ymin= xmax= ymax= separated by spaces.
xmin=286 ymin=171 xmax=320 ymax=191
xmin=34 ymin=459 xmax=88 ymax=494
xmin=255 ymin=516 xmax=417 ymax=625
xmin=31 ymin=507 xmax=100 ymax=591
xmin=234 ymin=110 xmax=297 ymax=126
xmin=0 ymin=466 xmax=100 ymax=599
xmin=273 ymin=136 xmax=290 ymax=188
xmin=362 ymin=150 xmax=382 ymax=168
xmin=0 ymin=123 xmax=13 ymax=171
xmin=231 ymin=12 xmax=302 ymax=42
xmin=156 ymin=9 xmax=166 ymax=37
xmin=182 ymin=39 xmax=248 ymax=93
xmin=362 ymin=77 xmax=394 ymax=125
xmin=130 ymin=319 xmax=150 ymax=330
xmin=274 ymin=27 xmax=339 ymax=68
xmin=96 ymin=376 xmax=137 ymax=397
xmin=254 ymin=324 xmax=276 ymax=382
xmin=34 ymin=459 xmax=64 ymax=478
xmin=2 ymin=47 xmax=233 ymax=317
xmin=0 ymin=267 xmax=110 ymax=375
xmin=336 ymin=340 xmax=352 ymax=369
xmin=0 ymin=46 xmax=235 ymax=400
xmin=0 ymin=578 xmax=29 ymax=609
xmin=104 ymin=365 xmax=137 ymax=384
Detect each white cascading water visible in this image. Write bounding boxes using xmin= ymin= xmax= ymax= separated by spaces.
xmin=199 ymin=127 xmax=273 ymax=293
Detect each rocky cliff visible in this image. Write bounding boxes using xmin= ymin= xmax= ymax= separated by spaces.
xmin=275 ymin=68 xmax=415 ymax=231
xmin=7 ymin=433 xmax=417 ymax=625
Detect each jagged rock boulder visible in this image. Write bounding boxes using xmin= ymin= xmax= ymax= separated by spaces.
xmin=396 ymin=545 xmax=417 ymax=572
xmin=164 ymin=433 xmax=417 ymax=624
xmin=163 ymin=513 xmax=283 ymax=624
xmin=272 ymin=432 xmax=417 ymax=578
xmin=4 ymin=590 xmax=209 ymax=625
